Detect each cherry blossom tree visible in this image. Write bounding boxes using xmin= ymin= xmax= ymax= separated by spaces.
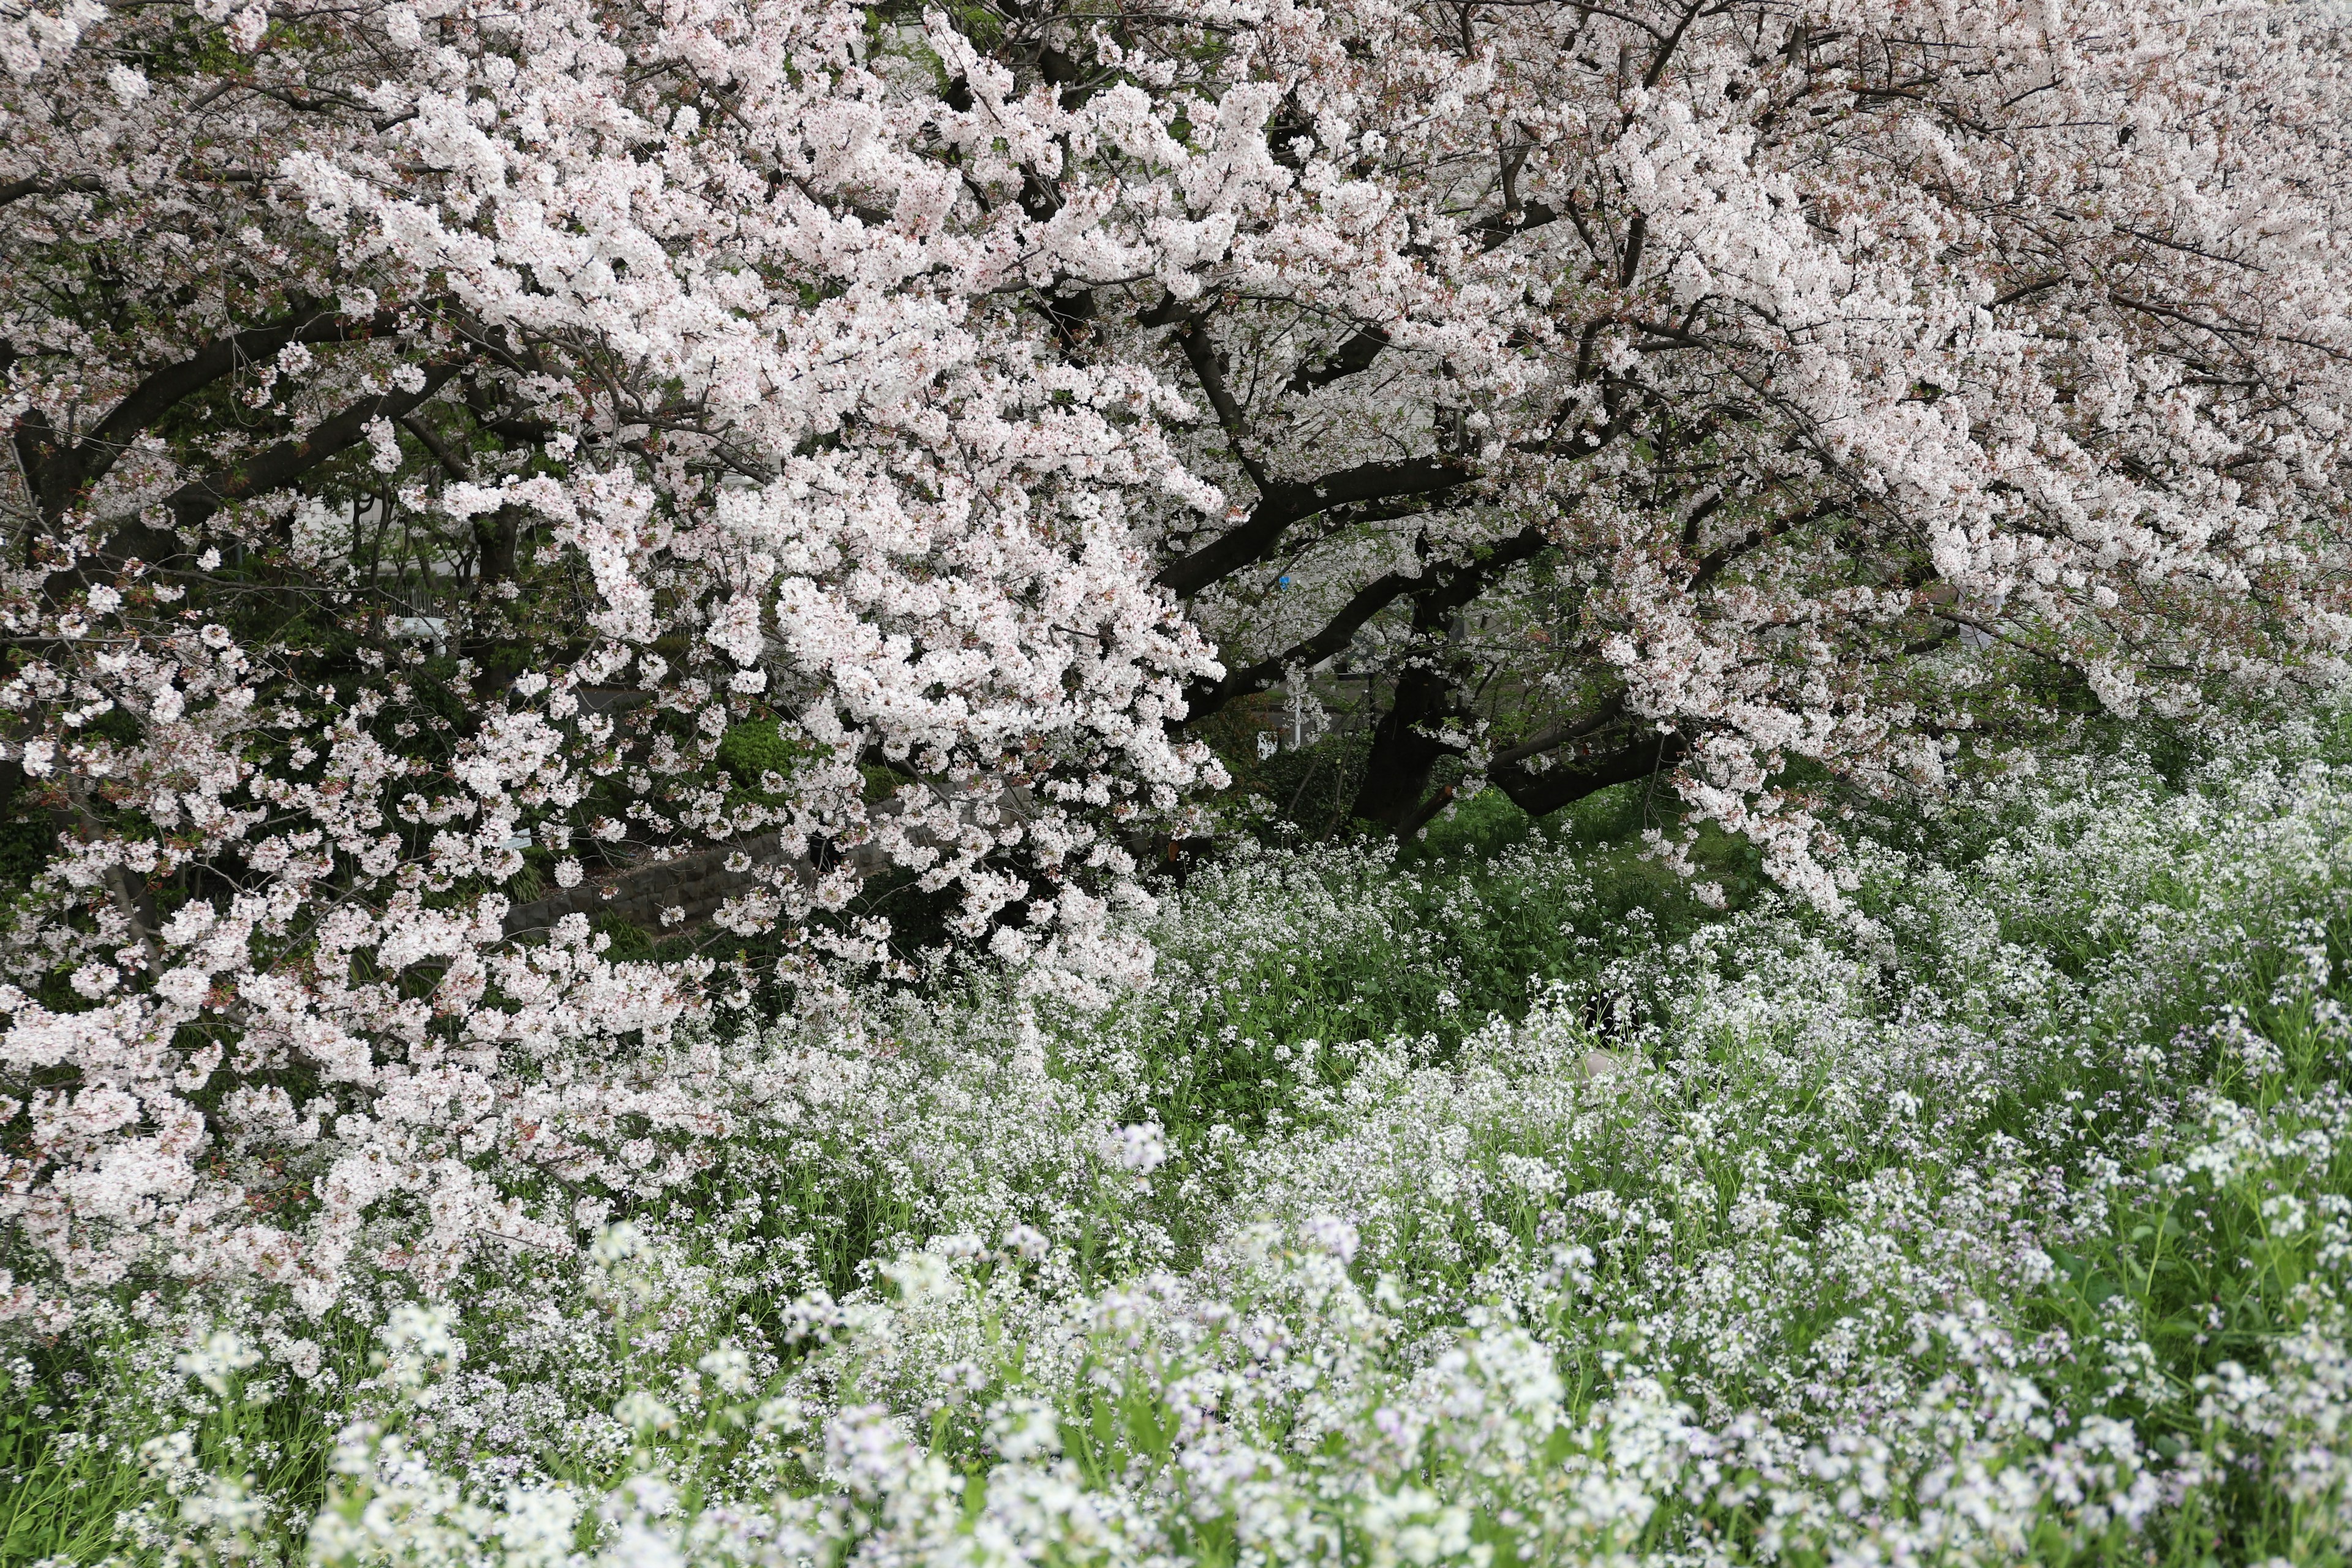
xmin=4 ymin=0 xmax=2350 ymax=1316
xmin=1085 ymin=0 xmax=2352 ymax=876
xmin=1 ymin=0 xmax=1240 ymax=1318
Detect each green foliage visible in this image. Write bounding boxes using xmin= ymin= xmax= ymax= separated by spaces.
xmin=0 ymin=815 xmax=53 ymax=891
xmin=1 ymin=1322 xmax=366 ymax=1564
xmin=715 ymin=718 xmax=810 ymax=804
xmin=1140 ymin=781 xmax=1762 ymax=1137
xmin=592 ymin=911 xmax=656 ymax=962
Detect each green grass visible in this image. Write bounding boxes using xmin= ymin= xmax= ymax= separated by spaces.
xmin=2 ymin=1321 xmax=371 ymax=1567
xmin=1129 ymin=780 xmax=1765 ymax=1145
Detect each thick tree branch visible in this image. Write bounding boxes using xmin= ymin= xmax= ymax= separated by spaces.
xmin=1319 ymin=527 xmax=1558 ymax=831
xmin=1490 ymin=726 xmax=1689 ymax=817
xmin=63 ymin=772 xmax=165 ymax=975
xmin=155 ymin=363 xmax=466 ymax=541
xmin=1275 ymin=203 xmax=1559 ymax=402
xmin=1619 ymin=214 xmax=1648 ymax=288
xmin=1687 ymin=496 xmax=1841 ymax=591
xmin=399 ymin=413 xmax=474 ymax=482
xmin=1188 ymin=568 xmax=1419 ymax=720
xmin=0 ymin=174 xmax=104 ymax=206
xmin=1469 ymin=200 xmax=1561 ymax=252
xmin=1488 ymin=695 xmax=1629 ymax=769
xmin=1285 ymin=325 xmax=1392 ymax=398
xmin=1154 ymin=456 xmax=1472 ymax=599
xmin=18 ymin=302 xmax=417 ymax=523
xmin=1170 ymin=315 xmax=1270 ymax=490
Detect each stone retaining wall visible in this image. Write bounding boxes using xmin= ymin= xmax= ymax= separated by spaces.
xmin=501 ymin=785 xmax=1033 ymax=941
xmin=502 ymin=832 xmax=786 ymax=940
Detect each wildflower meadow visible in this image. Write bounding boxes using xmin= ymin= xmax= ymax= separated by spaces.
xmin=12 ymin=705 xmax=2352 ymax=1565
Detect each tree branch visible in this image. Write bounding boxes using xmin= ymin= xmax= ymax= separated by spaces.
xmin=1169 ymin=314 xmax=1269 ymax=490
xmin=1188 ymin=568 xmax=1417 ymax=719
xmin=399 ymin=413 xmax=473 ymax=482
xmin=0 ymin=174 xmax=104 ymax=207
xmin=1154 ymin=456 xmax=1472 ymax=599
xmin=1490 ymin=726 xmax=1689 ymax=817
xmin=1284 ymin=325 xmax=1392 ymax=397
xmin=1488 ymin=695 xmax=1628 ymax=769
xmin=1469 ymin=200 xmax=1561 ymax=253
xmin=156 ymin=362 xmax=467 ymax=541
xmin=1687 ymin=496 xmax=1841 ymax=591
xmin=20 ymin=301 xmax=418 ymax=522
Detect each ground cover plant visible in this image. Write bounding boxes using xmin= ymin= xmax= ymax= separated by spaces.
xmin=6 ymin=704 xmax=2352 ymax=1564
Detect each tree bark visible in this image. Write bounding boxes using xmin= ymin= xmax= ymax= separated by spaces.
xmin=1489 ymin=728 xmax=1687 ymax=817
xmin=1348 ymin=659 xmax=1469 ymax=831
